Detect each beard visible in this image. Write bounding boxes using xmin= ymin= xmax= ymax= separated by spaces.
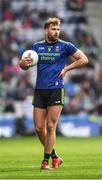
xmin=47 ymin=34 xmax=59 ymax=42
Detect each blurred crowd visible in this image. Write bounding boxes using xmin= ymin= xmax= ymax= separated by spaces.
xmin=0 ymin=0 xmax=102 ymax=118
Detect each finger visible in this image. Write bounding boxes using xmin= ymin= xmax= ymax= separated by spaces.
xmin=21 ymin=57 xmax=29 ymax=60
xmin=26 ymin=57 xmax=32 ymax=60
xmin=28 ymin=59 xmax=33 ymax=63
xmin=58 ymin=70 xmax=62 ymax=77
xmin=24 ymin=59 xmax=32 ymax=63
xmin=21 ymin=57 xmax=32 ymax=61
xmin=58 ymin=73 xmax=61 ymax=77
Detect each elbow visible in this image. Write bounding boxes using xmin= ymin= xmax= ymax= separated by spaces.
xmin=83 ymin=57 xmax=89 ymax=65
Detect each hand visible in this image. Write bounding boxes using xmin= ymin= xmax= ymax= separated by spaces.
xmin=59 ymin=68 xmax=67 ymax=79
xmin=19 ymin=57 xmax=33 ymax=70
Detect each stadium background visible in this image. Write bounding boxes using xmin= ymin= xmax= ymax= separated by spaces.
xmin=0 ymin=0 xmax=102 ymax=138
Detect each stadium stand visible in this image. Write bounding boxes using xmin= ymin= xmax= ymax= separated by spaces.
xmin=0 ymin=0 xmax=102 ymax=137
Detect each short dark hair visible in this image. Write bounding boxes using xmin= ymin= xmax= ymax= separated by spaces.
xmin=44 ymin=17 xmax=61 ymax=29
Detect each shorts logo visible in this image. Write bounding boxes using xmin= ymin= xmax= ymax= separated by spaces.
xmin=55 ymin=81 xmax=58 ymax=86
xmin=55 ymin=101 xmax=61 ymax=104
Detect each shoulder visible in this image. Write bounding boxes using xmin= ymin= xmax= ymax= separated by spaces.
xmin=58 ymin=39 xmax=69 ymax=44
xmin=58 ymin=39 xmax=75 ymax=47
xmin=33 ymin=40 xmax=45 ymax=46
xmin=58 ymin=39 xmax=78 ymax=55
xmin=31 ymin=40 xmax=45 ymax=50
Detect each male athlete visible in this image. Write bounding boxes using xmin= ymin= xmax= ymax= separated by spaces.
xmin=19 ymin=17 xmax=88 ymax=170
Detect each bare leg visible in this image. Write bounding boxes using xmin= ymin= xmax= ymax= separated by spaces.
xmin=33 ymin=108 xmax=47 ymax=146
xmin=45 ymin=105 xmax=63 ymax=154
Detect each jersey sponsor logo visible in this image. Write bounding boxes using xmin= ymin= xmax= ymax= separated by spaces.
xmin=38 ymin=53 xmax=60 ymax=56
xmin=41 ymin=56 xmax=55 ymax=61
xmin=38 ymin=52 xmax=60 ymax=61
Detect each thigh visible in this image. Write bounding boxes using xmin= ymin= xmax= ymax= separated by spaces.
xmin=47 ymin=105 xmax=63 ymax=125
xmin=33 ymin=107 xmax=47 ymax=128
xmin=47 ymin=89 xmax=64 ymax=106
xmin=32 ymin=90 xmax=47 ymax=108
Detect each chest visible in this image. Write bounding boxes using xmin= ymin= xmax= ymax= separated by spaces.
xmin=36 ymin=44 xmax=67 ymax=63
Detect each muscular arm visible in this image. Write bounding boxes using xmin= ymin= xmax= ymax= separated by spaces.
xmin=59 ymin=49 xmax=88 ymax=78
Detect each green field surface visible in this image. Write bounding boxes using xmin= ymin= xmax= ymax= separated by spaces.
xmin=0 ymin=136 xmax=102 ymax=179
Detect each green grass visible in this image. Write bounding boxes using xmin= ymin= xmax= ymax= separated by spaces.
xmin=0 ymin=136 xmax=102 ymax=179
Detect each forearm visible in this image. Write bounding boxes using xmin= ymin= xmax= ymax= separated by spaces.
xmin=59 ymin=49 xmax=88 ymax=78
xmin=65 ymin=57 xmax=88 ymax=72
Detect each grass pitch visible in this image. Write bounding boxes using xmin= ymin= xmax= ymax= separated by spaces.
xmin=0 ymin=136 xmax=102 ymax=179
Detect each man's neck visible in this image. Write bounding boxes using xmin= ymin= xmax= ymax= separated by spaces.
xmin=45 ymin=37 xmax=58 ymax=43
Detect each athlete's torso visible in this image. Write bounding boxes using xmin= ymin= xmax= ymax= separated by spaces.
xmin=31 ymin=39 xmax=77 ymax=89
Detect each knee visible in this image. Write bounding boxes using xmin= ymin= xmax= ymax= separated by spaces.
xmin=47 ymin=124 xmax=55 ymax=133
xmin=35 ymin=126 xmax=45 ymax=134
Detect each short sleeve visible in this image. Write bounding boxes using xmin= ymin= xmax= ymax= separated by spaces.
xmin=66 ymin=42 xmax=78 ymax=56
xmin=31 ymin=44 xmax=37 ymax=51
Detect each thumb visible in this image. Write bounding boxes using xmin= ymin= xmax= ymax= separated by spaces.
xmin=59 ymin=71 xmax=62 ymax=77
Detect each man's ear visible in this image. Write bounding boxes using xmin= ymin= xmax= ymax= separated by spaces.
xmin=45 ymin=29 xmax=48 ymax=35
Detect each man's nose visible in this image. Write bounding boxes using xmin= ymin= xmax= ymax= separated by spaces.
xmin=55 ymin=31 xmax=59 ymax=34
